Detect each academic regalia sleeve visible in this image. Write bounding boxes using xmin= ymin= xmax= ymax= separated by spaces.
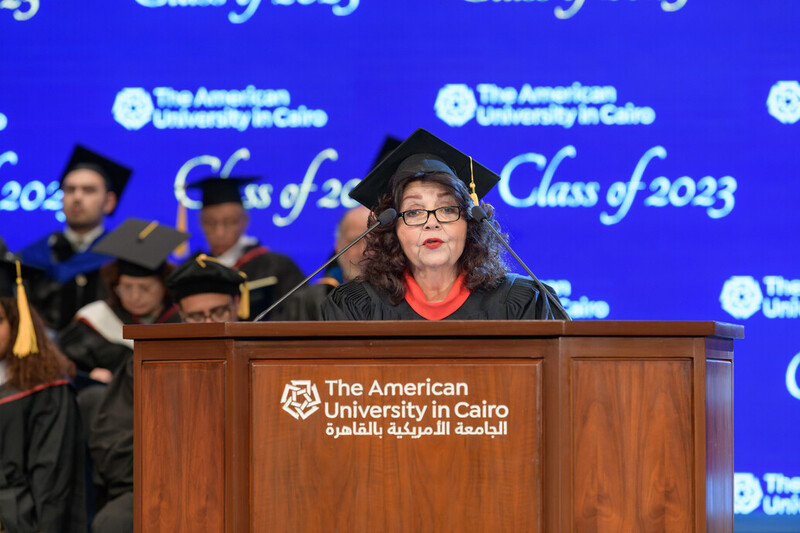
xmin=89 ymin=354 xmax=134 ymax=498
xmin=320 ymin=282 xmax=376 ymax=320
xmin=58 ymin=320 xmax=132 ymax=374
xmin=271 ymin=283 xmax=334 ymax=321
xmin=26 ymin=384 xmax=87 ymax=533
xmin=505 ymin=275 xmax=567 ymax=320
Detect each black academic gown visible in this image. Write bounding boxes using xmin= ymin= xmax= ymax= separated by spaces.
xmin=321 ymin=273 xmax=567 ymax=320
xmin=87 ymin=302 xmax=180 ymax=502
xmin=271 ymin=282 xmax=337 ymax=321
xmin=18 ymin=232 xmax=112 ymax=332
xmin=230 ymin=242 xmax=305 ymax=320
xmin=88 ymin=356 xmax=133 ymax=502
xmin=58 ymin=302 xmax=181 ymax=377
xmin=0 ymin=380 xmax=87 ymax=533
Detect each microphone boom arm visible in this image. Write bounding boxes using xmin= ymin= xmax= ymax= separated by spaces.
xmin=470 ymin=205 xmax=571 ymax=320
xmin=252 ymin=208 xmax=397 ymax=322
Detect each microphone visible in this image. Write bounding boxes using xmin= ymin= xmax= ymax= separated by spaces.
xmin=252 ymin=208 xmax=397 ymax=322
xmin=470 ymin=205 xmax=571 ymax=320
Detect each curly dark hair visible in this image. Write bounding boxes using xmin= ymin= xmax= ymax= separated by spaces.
xmin=1 ymin=296 xmax=75 ymax=390
xmin=358 ymin=172 xmax=508 ymax=304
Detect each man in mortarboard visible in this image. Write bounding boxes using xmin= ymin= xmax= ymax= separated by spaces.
xmin=166 ymin=252 xmax=250 ymax=323
xmin=17 ymin=145 xmax=131 ymax=332
xmin=320 ymin=128 xmax=567 ymax=321
xmin=186 ymin=176 xmax=304 ymax=319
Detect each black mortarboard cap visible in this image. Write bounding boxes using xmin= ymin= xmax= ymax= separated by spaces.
xmin=166 ymin=253 xmax=246 ymax=303
xmin=0 ymin=257 xmax=44 ymax=298
xmin=349 ymin=129 xmax=500 ymax=210
xmin=185 ymin=176 xmax=259 ymax=207
xmin=92 ymin=218 xmax=189 ymax=276
xmin=61 ymin=145 xmax=132 ymax=209
xmin=369 ymin=136 xmax=403 ymax=172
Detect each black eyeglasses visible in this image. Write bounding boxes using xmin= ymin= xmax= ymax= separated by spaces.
xmin=182 ymin=304 xmax=234 ymax=323
xmin=398 ymin=206 xmax=462 ymax=227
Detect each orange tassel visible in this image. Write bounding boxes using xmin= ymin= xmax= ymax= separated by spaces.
xmin=12 ymin=260 xmax=38 ymax=358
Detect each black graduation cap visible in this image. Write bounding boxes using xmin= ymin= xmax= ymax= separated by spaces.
xmin=349 ymin=128 xmax=500 ymax=210
xmin=185 ymin=176 xmax=259 ymax=207
xmin=61 ymin=145 xmax=132 ymax=210
xmin=369 ymin=136 xmax=402 ymax=172
xmin=92 ymin=218 xmax=189 ymax=276
xmin=0 ymin=257 xmax=44 ymax=298
xmin=166 ymin=253 xmax=249 ymax=318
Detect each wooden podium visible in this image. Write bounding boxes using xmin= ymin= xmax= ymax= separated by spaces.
xmin=126 ymin=320 xmax=742 ymax=533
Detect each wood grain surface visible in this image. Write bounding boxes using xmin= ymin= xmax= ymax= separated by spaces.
xmin=251 ymin=361 xmax=542 ymax=532
xmin=140 ymin=361 xmax=226 ymax=532
xmin=572 ymin=359 xmax=694 ymax=533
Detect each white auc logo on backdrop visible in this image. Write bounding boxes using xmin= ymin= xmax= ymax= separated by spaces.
xmin=719 ymin=276 xmax=763 ymax=319
xmin=112 ymin=88 xmax=155 ymax=131
xmin=735 ymin=473 xmax=764 ymax=515
xmin=0 ymin=112 xmax=7 ymax=131
xmin=434 ymin=84 xmax=478 ymax=127
xmin=720 ymin=275 xmax=800 ymax=320
xmin=111 ymin=85 xmax=328 ymax=132
xmin=767 ymin=81 xmax=800 ymax=124
xmin=434 ymin=82 xmax=655 ymax=128
xmin=280 ymin=380 xmax=322 ymax=420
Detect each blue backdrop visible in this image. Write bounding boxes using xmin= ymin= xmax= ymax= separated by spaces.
xmin=2 ymin=1 xmax=799 ymax=528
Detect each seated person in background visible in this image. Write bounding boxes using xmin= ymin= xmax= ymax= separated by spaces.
xmin=18 ymin=145 xmax=131 ymax=332
xmin=89 ymin=253 xmax=246 ymax=533
xmin=322 ymin=129 xmax=567 ymax=321
xmin=184 ymin=176 xmax=304 ymax=319
xmin=166 ymin=252 xmax=250 ymax=323
xmin=58 ymin=219 xmax=188 ymax=385
xmin=0 ymin=260 xmax=86 ymax=533
xmin=273 ymin=205 xmax=371 ymax=321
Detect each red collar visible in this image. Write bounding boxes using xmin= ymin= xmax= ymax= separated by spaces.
xmin=403 ymin=271 xmax=470 ymax=321
xmin=234 ymin=245 xmax=269 ymax=269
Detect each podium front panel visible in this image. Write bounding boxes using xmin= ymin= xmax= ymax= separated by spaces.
xmin=251 ymin=358 xmax=543 ymax=532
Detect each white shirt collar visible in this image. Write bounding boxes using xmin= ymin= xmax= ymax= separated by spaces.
xmin=64 ymin=224 xmax=105 ymax=253
xmin=215 ymin=235 xmax=258 ymax=268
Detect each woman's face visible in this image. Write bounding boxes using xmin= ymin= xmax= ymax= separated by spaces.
xmin=0 ymin=305 xmax=10 ymax=355
xmin=396 ymin=180 xmax=467 ymax=277
xmin=116 ymin=274 xmax=166 ymax=317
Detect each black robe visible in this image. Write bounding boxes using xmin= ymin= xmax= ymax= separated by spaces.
xmin=271 ymin=281 xmax=336 ymax=321
xmin=320 ymin=273 xmax=567 ymax=321
xmin=0 ymin=380 xmax=86 ymax=533
xmin=18 ymin=232 xmax=112 ymax=332
xmin=230 ymin=243 xmax=305 ymax=320
xmin=88 ymin=355 xmax=133 ymax=501
xmin=58 ymin=302 xmax=181 ymax=377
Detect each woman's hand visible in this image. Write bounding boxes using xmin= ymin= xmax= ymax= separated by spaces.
xmin=89 ymin=367 xmax=114 ymax=383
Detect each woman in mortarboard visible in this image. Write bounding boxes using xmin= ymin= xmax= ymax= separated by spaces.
xmin=321 ymin=129 xmax=568 ymax=321
xmin=53 ymin=219 xmax=187 ymax=533
xmin=0 ymin=260 xmax=87 ymax=533
xmin=57 ymin=219 xmax=188 ymax=383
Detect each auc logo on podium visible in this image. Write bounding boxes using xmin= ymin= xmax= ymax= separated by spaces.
xmin=280 ymin=380 xmax=322 ymax=420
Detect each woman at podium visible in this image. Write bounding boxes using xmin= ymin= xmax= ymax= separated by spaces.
xmin=321 ymin=129 xmax=567 ymax=321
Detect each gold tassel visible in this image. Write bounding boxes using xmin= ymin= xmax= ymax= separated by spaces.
xmin=175 ymin=201 xmax=189 ymax=258
xmin=468 ymin=156 xmax=479 ymax=206
xmin=12 ymin=260 xmax=39 ymax=358
xmin=238 ymin=272 xmax=250 ymax=319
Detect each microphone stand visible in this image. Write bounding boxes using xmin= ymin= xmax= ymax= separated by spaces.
xmin=252 ymin=208 xmax=397 ymax=322
xmin=470 ymin=205 xmax=571 ymax=320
